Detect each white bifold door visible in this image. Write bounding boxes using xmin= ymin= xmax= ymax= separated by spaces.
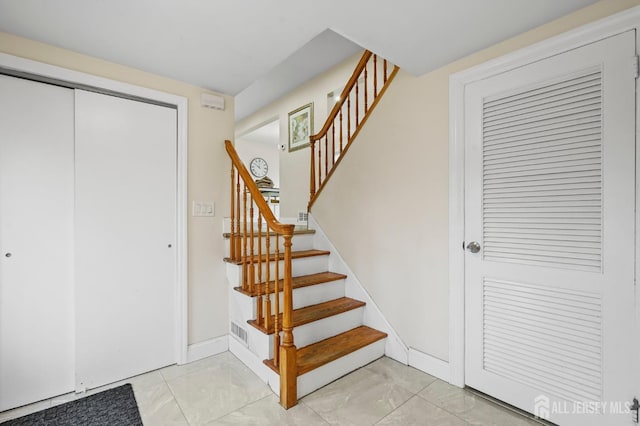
xmin=0 ymin=78 xmax=177 ymax=411
xmin=464 ymin=31 xmax=636 ymax=425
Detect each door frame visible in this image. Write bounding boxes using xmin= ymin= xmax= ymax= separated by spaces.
xmin=0 ymin=52 xmax=189 ymax=365
xmin=448 ymin=6 xmax=640 ymax=388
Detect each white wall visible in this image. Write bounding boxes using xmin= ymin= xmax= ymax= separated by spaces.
xmin=311 ymin=0 xmax=640 ymax=362
xmin=236 ymin=138 xmax=280 ymax=188
xmin=236 ymin=124 xmax=281 ymax=189
xmin=0 ymin=31 xmax=235 ymax=346
xmin=235 ymin=53 xmax=362 ymax=218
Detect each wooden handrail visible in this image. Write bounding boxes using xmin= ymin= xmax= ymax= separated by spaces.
xmin=310 ymin=51 xmax=372 ymax=142
xmin=308 ymin=51 xmax=399 ymax=209
xmin=225 ymin=140 xmax=297 ymax=408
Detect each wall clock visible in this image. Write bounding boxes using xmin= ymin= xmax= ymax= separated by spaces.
xmin=249 ymin=157 xmax=268 ymax=178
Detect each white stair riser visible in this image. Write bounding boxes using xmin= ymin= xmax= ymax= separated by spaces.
xmin=261 ymin=279 xmax=345 ymax=311
xmin=267 ymin=339 xmax=386 ymax=397
xmin=226 ymin=255 xmax=329 ymax=287
xmin=292 ymin=255 xmax=328 ymax=277
xmin=230 ymin=278 xmax=345 ymax=317
xmin=297 ymin=339 xmax=385 ymax=397
xmin=223 ymin=233 xmax=314 ymax=257
xmin=291 ymin=280 xmax=345 ymax=309
xmin=229 ymin=283 xmax=254 ymax=324
xmin=293 ymin=307 xmax=364 ymax=350
xmin=247 ymin=326 xmax=271 ymax=361
xmin=238 ymin=306 xmax=364 ymax=360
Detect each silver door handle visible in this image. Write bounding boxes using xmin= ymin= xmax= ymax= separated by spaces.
xmin=466 ymin=242 xmax=481 ymax=253
xmin=5 ymin=253 xmax=12 ymax=258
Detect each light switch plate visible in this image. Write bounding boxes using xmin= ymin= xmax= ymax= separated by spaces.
xmin=193 ymin=201 xmax=214 ymax=217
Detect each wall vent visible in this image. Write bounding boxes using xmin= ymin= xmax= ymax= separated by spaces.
xmin=297 ymin=211 xmax=308 ymax=223
xmin=230 ymin=321 xmax=248 ymax=345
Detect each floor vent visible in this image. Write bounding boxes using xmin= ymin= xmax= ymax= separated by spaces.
xmin=230 ymin=321 xmax=248 ymax=345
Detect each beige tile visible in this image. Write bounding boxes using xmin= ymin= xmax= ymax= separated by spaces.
xmin=419 ymin=381 xmax=534 ymax=426
xmin=301 ymin=367 xmax=414 ymax=426
xmin=0 ymin=399 xmax=51 ymax=422
xmin=365 ymin=357 xmax=438 ymax=394
xmin=376 ymin=396 xmax=468 ymax=426
xmin=418 ymin=380 xmax=475 ymax=413
xmin=456 ymin=398 xmax=537 ymax=426
xmin=207 ymin=394 xmax=329 ymax=426
xmin=166 ymin=354 xmax=272 ymax=425
xmin=134 ymin=382 xmax=189 ymax=426
xmin=161 ymin=352 xmax=237 ymax=381
xmin=127 ymin=369 xmax=167 ymax=389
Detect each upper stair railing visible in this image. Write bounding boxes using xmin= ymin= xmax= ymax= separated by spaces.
xmin=225 ymin=140 xmax=298 ymax=408
xmin=308 ymin=50 xmax=399 ymax=208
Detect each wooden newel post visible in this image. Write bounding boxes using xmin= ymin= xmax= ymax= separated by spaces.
xmin=309 ymin=139 xmax=316 ymax=203
xmin=279 ymin=229 xmax=297 ymax=408
xmin=230 ymin=165 xmax=236 ymax=260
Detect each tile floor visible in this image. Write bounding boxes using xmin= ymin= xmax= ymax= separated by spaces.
xmin=0 ymin=352 xmax=544 ymax=425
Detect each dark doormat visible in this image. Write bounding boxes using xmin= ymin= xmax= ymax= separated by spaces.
xmin=0 ymin=384 xmax=143 ymax=426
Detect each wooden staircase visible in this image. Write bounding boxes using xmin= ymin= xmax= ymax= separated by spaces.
xmin=224 ymin=49 xmax=399 ymax=408
xmin=224 ymin=226 xmax=387 ymax=405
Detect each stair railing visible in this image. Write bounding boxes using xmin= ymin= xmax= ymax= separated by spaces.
xmin=225 ymin=140 xmax=298 ymax=408
xmin=308 ymin=50 xmax=399 ymax=209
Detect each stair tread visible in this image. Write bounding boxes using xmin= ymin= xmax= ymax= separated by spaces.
xmin=234 ymin=272 xmax=347 ymax=297
xmin=264 ymin=325 xmax=387 ymax=376
xmin=223 ymin=228 xmax=315 ymax=239
xmin=224 ymin=249 xmax=330 ymax=265
xmin=248 ymin=297 xmax=365 ymax=335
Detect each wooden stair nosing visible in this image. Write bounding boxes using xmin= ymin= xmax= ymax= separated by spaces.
xmin=247 ymin=297 xmax=365 ymax=335
xmin=264 ymin=325 xmax=387 ymax=376
xmin=223 ymin=228 xmax=315 ymax=239
xmin=233 ymin=271 xmax=347 ymax=297
xmin=223 ymin=249 xmax=330 ymax=265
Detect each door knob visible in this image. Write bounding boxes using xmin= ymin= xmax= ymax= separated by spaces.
xmin=5 ymin=253 xmax=11 ymax=258
xmin=466 ymin=241 xmax=481 ymax=253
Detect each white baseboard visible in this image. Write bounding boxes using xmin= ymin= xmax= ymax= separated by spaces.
xmin=408 ymin=348 xmax=451 ymax=383
xmin=186 ymin=335 xmax=229 ymax=363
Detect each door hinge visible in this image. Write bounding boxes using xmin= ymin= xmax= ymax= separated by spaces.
xmin=631 ymin=397 xmax=639 ymax=423
xmin=634 ymin=56 xmax=639 ymax=79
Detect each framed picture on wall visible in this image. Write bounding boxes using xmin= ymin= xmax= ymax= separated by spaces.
xmin=288 ymin=103 xmax=314 ymax=152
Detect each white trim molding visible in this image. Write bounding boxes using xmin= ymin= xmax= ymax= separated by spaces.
xmin=448 ymin=5 xmax=640 ymax=390
xmin=0 ymin=52 xmax=190 ymax=365
xmin=186 ymin=335 xmax=229 ymax=364
xmin=408 ymin=348 xmax=450 ymax=383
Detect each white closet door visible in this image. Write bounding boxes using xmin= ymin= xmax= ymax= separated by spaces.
xmin=74 ymin=90 xmax=177 ymax=390
xmin=464 ymin=31 xmax=635 ymax=425
xmin=0 ymin=75 xmax=75 ymax=410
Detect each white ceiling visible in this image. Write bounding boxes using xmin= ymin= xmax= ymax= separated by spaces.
xmin=0 ymin=0 xmax=599 ymax=120
xmin=235 ymin=30 xmax=362 ymax=120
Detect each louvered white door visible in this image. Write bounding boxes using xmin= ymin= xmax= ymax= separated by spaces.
xmin=464 ymin=31 xmax=636 ymax=426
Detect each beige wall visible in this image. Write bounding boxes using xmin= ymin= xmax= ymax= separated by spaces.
xmin=235 ymin=53 xmax=362 ymax=219
xmin=312 ymin=0 xmax=640 ymax=362
xmin=0 ymin=32 xmax=235 ymax=345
